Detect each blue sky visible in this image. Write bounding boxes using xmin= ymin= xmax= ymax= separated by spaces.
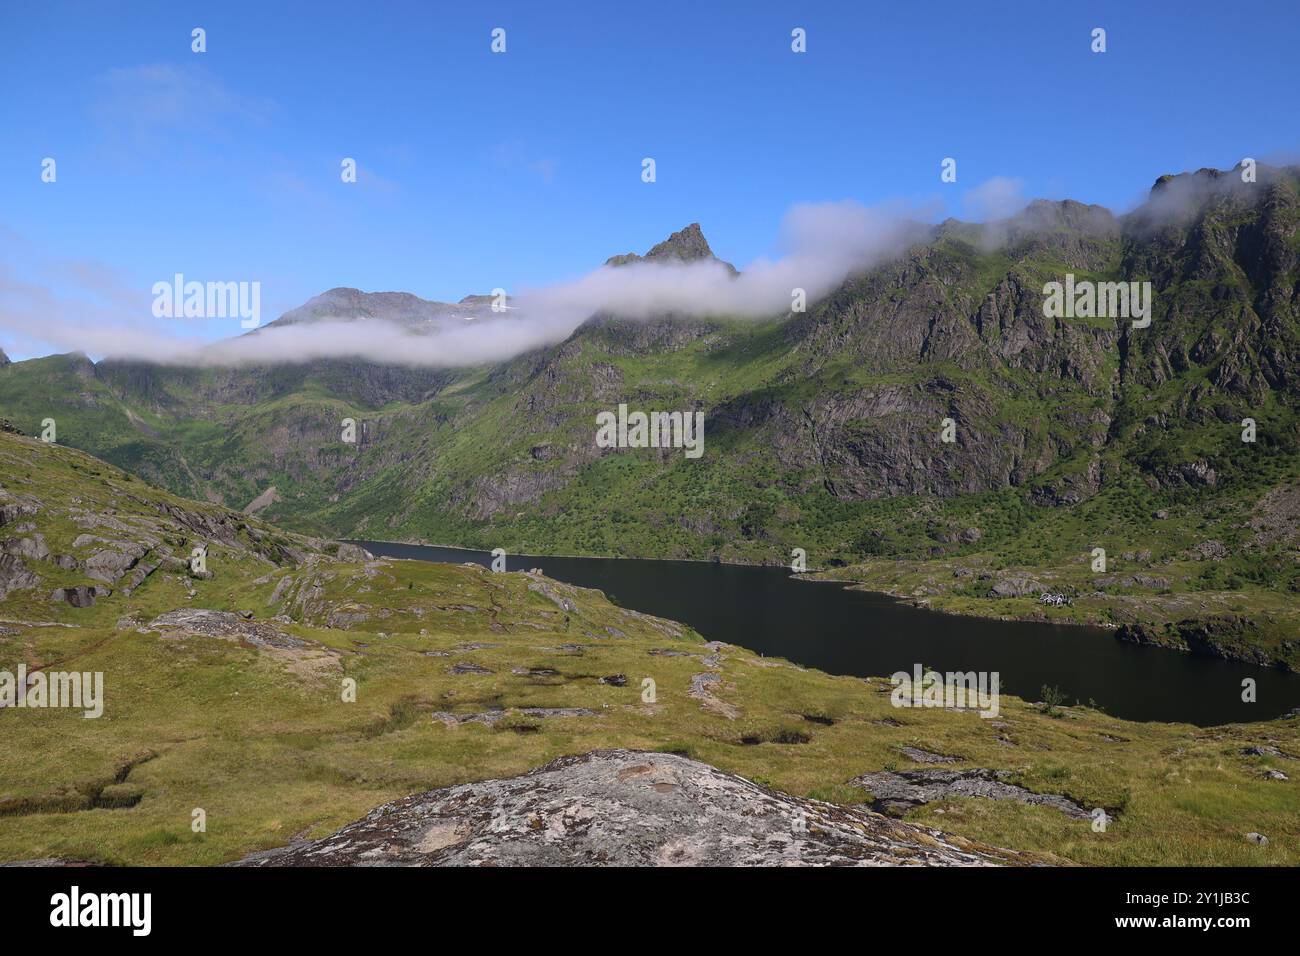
xmin=1 ymin=0 xmax=1297 ymax=359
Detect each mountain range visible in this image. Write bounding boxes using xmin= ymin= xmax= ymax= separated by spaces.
xmin=1 ymin=166 xmax=1297 ymax=665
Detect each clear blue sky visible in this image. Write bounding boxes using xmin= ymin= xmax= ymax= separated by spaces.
xmin=1 ymin=0 xmax=1297 ymax=357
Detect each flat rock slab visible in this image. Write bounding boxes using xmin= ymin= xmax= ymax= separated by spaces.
xmin=429 ymin=707 xmax=598 ymax=727
xmin=448 ymin=662 xmax=492 ymax=675
xmin=898 ymin=746 xmax=961 ymax=764
xmin=688 ymin=672 xmax=740 ymax=719
xmin=233 ymin=749 xmax=1025 ymax=867
xmin=852 ymin=768 xmax=1093 ymax=819
xmin=148 ymin=609 xmax=306 ymax=649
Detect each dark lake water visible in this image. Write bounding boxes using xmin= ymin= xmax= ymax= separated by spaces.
xmin=357 ymin=541 xmax=1300 ymax=726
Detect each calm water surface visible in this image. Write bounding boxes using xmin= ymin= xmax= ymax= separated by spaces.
xmin=358 ymin=541 xmax=1300 ymax=726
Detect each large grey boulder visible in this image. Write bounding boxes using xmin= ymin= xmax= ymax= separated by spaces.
xmin=988 ymin=573 xmax=1044 ymax=598
xmin=50 ymin=584 xmax=110 ymax=607
xmin=0 ymin=554 xmax=38 ymax=599
xmin=83 ymin=543 xmax=146 ymax=584
xmin=2 ymin=534 xmax=49 ymax=561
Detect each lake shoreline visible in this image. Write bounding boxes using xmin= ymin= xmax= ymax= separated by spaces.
xmin=351 ymin=538 xmax=1294 ymax=672
xmin=353 ymin=538 xmax=1300 ymax=724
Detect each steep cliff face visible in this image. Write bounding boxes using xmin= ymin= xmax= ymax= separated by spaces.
xmin=444 ymin=169 xmax=1296 ymax=534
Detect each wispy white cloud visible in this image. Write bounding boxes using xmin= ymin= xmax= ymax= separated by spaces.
xmin=961 ymin=176 xmax=1028 ymax=221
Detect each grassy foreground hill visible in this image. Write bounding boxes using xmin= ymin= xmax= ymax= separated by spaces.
xmin=0 ymin=167 xmax=1297 ymax=668
xmin=0 ymin=429 xmax=1297 ymax=866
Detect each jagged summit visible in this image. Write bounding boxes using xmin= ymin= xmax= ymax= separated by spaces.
xmin=1152 ymin=166 xmax=1233 ymax=194
xmin=0 ymin=349 xmax=9 ymax=367
xmin=1130 ymin=162 xmax=1299 ymax=233
xmin=606 ymin=223 xmax=738 ymax=273
xmin=1148 ymin=162 xmax=1298 ymax=199
xmin=646 ymin=222 xmax=715 ymax=262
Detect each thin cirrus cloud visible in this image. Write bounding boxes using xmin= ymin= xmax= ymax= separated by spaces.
xmin=89 ymin=63 xmax=275 ymax=161
xmin=489 ymin=141 xmax=559 ymax=185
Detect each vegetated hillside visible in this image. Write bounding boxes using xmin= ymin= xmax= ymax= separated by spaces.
xmin=0 ymin=167 xmax=1297 ymax=663
xmin=1 ymin=429 xmax=1296 ymax=867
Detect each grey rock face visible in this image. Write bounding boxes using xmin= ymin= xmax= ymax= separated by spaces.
xmin=988 ymin=573 xmax=1044 ymax=598
xmin=334 ymin=542 xmax=373 ymax=563
xmin=50 ymin=584 xmax=110 ymax=607
xmin=234 ymin=749 xmax=1023 ymax=867
xmin=0 ymin=554 xmax=38 ymax=599
xmin=3 ymin=534 xmax=49 ymax=561
xmin=0 ymin=494 xmax=41 ymax=528
xmin=604 ymin=223 xmax=737 ymax=273
xmin=83 ymin=543 xmax=146 ymax=584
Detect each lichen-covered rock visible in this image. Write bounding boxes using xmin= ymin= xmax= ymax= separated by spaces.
xmin=233 ymin=749 xmax=1028 ymax=867
xmin=148 ymin=608 xmax=305 ymax=649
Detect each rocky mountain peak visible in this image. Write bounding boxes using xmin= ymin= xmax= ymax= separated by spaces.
xmin=0 ymin=348 xmax=9 ymax=367
xmin=1151 ymin=166 xmax=1229 ymax=195
xmin=605 ymin=223 xmax=737 ymax=273
xmin=1002 ymin=198 xmax=1119 ymax=241
xmin=1131 ymin=164 xmax=1299 ymax=234
xmin=265 ymin=287 xmax=496 ymax=332
xmin=1144 ymin=163 xmax=1299 ymax=205
xmin=646 ymin=222 xmax=714 ymax=262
